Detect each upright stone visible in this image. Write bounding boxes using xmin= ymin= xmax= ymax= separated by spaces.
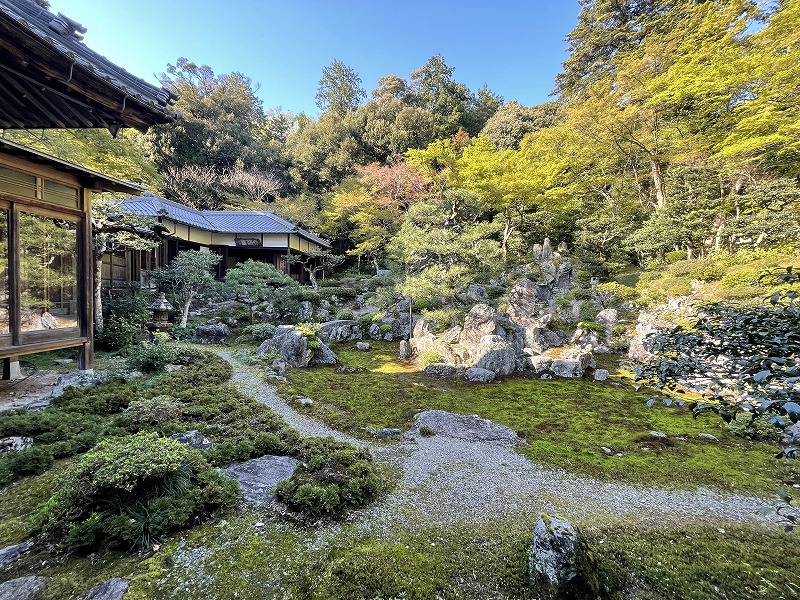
xmin=399 ymin=340 xmax=411 ymax=359
xmin=540 ymin=238 xmax=553 ymax=261
xmin=529 ymin=515 xmax=584 ymax=599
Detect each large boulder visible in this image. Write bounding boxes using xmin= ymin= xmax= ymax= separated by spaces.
xmin=461 ymin=304 xmax=503 ymax=348
xmin=467 ymin=284 xmax=488 ymax=301
xmin=528 ymin=514 xmax=583 ymax=599
xmin=313 ymin=342 xmax=338 ymax=365
xmin=0 ymin=540 xmax=33 ymax=568
xmin=76 ymin=578 xmax=129 ymax=600
xmin=595 ymin=308 xmax=618 ymax=337
xmin=318 ymin=320 xmax=362 ymax=342
xmin=257 ymin=329 xmax=310 ymax=368
xmin=423 ymin=363 xmax=455 ymax=377
xmin=628 ymin=312 xmax=675 ymax=362
xmin=412 ymin=410 xmax=525 ymax=445
xmin=475 ymin=335 xmax=516 ymax=376
xmin=507 ymin=278 xmax=540 ymax=327
xmin=464 ymin=367 xmax=495 ymax=383
xmin=0 ymin=576 xmax=46 ymax=600
xmin=527 ymin=355 xmax=553 ymax=374
xmin=550 ymin=359 xmax=585 ymax=378
xmin=221 ymin=455 xmax=298 ymax=504
xmin=192 ymin=323 xmax=229 ymax=345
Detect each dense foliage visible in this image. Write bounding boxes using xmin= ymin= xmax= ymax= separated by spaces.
xmin=31 ymin=432 xmax=238 ymax=552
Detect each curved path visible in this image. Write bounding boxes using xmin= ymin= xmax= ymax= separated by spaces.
xmin=217 ymin=350 xmax=774 ymax=530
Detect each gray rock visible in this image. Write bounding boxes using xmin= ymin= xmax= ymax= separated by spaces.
xmin=51 ymin=371 xmax=98 ymax=398
xmin=271 ymin=358 xmax=287 ymax=374
xmin=650 ymin=430 xmax=668 ymax=439
xmin=76 ymin=578 xmax=129 ymax=600
xmin=540 ymin=238 xmax=553 ymax=261
xmin=529 ymin=515 xmax=580 ymax=597
xmin=169 ymin=430 xmax=212 ymax=450
xmin=593 ymin=369 xmax=609 ymax=382
xmin=464 ymin=367 xmax=496 ymax=383
xmin=375 ymin=269 xmax=393 ymax=278
xmin=0 ymin=540 xmax=33 ymax=568
xmin=600 ymin=447 xmax=612 ymax=454
xmin=698 ymin=433 xmax=719 ymax=442
xmin=507 ymin=278 xmax=540 ymax=328
xmin=782 ymin=422 xmax=800 ymax=444
xmin=555 ymin=260 xmax=573 ymax=290
xmin=368 ymin=323 xmax=382 ymax=340
xmin=0 ymin=576 xmax=46 ymax=600
xmin=221 ymin=455 xmax=298 ymax=504
xmin=192 ymin=323 xmax=230 ymax=344
xmin=413 ymin=409 xmax=525 ymax=445
xmin=528 ymin=356 xmax=553 ymax=374
xmin=467 ymin=284 xmax=488 ymax=301
xmin=53 ymin=358 xmax=74 ymax=365
xmin=550 ymin=359 xmax=584 ymax=378
xmin=0 ymin=436 xmax=33 ymax=452
xmin=376 ymin=428 xmax=403 ymax=439
xmin=442 ymin=325 xmax=462 ymax=344
xmin=163 ymin=363 xmax=183 ymax=372
xmin=298 ymin=397 xmax=314 ymax=406
xmin=461 ymin=304 xmax=502 ymax=347
xmin=399 ymin=340 xmax=411 ymax=359
xmin=312 ymin=342 xmax=338 ymax=365
xmin=318 ymin=320 xmax=361 ymax=342
xmin=257 ymin=330 xmax=310 ymax=368
xmin=475 ymin=335 xmax=516 ymax=376
xmin=595 ymin=308 xmax=618 ymax=335
xmin=355 ymin=341 xmax=370 ymax=351
xmin=297 ymin=300 xmax=313 ymax=322
xmin=423 ymin=363 xmax=455 ymax=377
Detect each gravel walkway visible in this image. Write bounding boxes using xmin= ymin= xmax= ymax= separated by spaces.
xmin=216 ymin=350 xmax=774 ymax=529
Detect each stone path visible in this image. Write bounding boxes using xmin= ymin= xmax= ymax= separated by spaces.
xmin=216 ymin=350 xmax=774 ymax=529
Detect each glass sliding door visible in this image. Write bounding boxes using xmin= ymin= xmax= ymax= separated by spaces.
xmin=18 ymin=212 xmax=78 ymax=332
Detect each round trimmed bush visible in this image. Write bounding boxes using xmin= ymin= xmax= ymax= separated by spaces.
xmin=31 ymin=432 xmax=239 ymax=552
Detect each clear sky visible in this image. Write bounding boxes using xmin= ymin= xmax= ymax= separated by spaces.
xmin=50 ymin=0 xmax=581 ymax=116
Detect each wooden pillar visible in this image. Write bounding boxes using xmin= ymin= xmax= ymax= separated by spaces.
xmin=79 ymin=188 xmax=93 ymax=371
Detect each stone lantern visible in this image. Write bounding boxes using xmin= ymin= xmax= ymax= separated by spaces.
xmin=147 ymin=292 xmax=174 ymax=333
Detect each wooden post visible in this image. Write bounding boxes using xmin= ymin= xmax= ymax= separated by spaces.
xmin=79 ymin=188 xmax=94 ymax=372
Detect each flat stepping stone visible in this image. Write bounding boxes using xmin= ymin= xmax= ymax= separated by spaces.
xmin=76 ymin=578 xmax=128 ymax=600
xmin=412 ymin=409 xmax=526 ymax=446
xmin=0 ymin=576 xmax=46 ymax=600
xmin=221 ymin=455 xmax=298 ymax=504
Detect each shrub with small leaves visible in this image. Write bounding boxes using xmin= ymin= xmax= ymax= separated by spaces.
xmin=124 ymin=395 xmax=185 ymax=427
xmin=126 ymin=342 xmax=180 ymax=373
xmin=336 ymin=309 xmax=355 ymax=320
xmin=418 ymin=351 xmax=442 ymax=368
xmin=594 ymin=282 xmax=636 ymax=308
xmin=31 ymin=432 xmax=239 ymax=552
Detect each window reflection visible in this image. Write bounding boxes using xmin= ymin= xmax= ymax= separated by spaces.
xmin=19 ymin=213 xmax=78 ymax=331
xmin=0 ymin=210 xmax=7 ymax=335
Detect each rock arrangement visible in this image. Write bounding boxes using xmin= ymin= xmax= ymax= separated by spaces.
xmin=256 ymin=325 xmax=337 ymax=368
xmin=411 ymin=277 xmax=610 ymax=381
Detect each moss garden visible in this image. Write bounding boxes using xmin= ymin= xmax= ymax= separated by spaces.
xmin=0 ymin=341 xmax=796 ymax=600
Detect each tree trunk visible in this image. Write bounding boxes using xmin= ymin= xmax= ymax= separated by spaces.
xmin=373 ymin=256 xmax=380 ymax=274
xmin=650 ymin=157 xmax=667 ymax=209
xmin=180 ymin=291 xmax=194 ymax=328
xmin=308 ymin=267 xmax=318 ymax=290
xmin=501 ymin=216 xmax=513 ymax=262
xmin=94 ymin=257 xmax=104 ymax=335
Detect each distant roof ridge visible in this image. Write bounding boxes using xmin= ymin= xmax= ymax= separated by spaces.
xmin=124 ymin=193 xmax=329 ymax=248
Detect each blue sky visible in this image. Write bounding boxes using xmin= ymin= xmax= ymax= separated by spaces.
xmin=51 ymin=0 xmax=581 ymax=116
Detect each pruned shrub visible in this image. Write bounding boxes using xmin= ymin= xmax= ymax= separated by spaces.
xmin=275 ymin=437 xmax=382 ymax=518
xmin=0 ymin=445 xmax=54 ymax=484
xmin=31 ymin=432 xmax=239 ymax=552
xmin=126 ymin=342 xmax=180 ymax=373
xmin=576 ymin=321 xmax=606 ymax=336
xmin=688 ymin=262 xmax=726 ymax=282
xmin=124 ymin=395 xmax=185 ymax=427
xmin=664 ymin=250 xmax=686 ymax=264
xmin=594 ymin=282 xmax=636 ymax=307
xmin=336 ymin=309 xmax=355 ymax=321
xmin=241 ymin=322 xmax=277 ymax=342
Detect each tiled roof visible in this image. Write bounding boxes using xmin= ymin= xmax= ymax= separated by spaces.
xmin=0 ymin=0 xmax=178 ymax=131
xmin=123 ymin=194 xmax=330 ymax=249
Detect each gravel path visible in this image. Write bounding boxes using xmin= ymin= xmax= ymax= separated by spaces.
xmin=217 ymin=350 xmax=774 ymax=529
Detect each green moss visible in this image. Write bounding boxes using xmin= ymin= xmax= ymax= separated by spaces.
xmin=280 ymin=342 xmax=781 ymax=494
xmin=588 ymin=524 xmax=800 ymax=600
xmin=0 ymin=462 xmax=68 ymax=546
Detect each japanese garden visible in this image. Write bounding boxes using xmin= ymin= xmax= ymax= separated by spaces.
xmin=0 ymin=0 xmax=798 ymax=599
